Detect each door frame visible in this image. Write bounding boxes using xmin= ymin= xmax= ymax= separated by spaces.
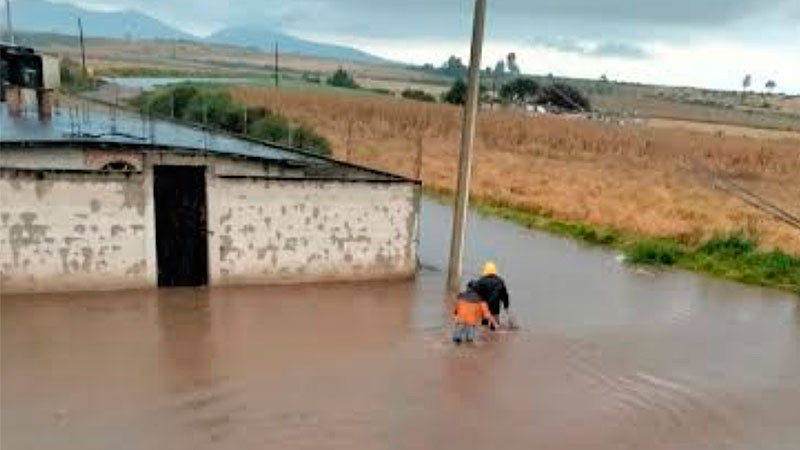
xmin=152 ymin=164 xmax=209 ymax=287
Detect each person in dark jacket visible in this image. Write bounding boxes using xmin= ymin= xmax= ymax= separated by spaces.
xmin=473 ymin=261 xmax=509 ymax=330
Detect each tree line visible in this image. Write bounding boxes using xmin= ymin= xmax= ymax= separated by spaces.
xmin=421 ymin=54 xmax=591 ymax=112
xmin=441 ymin=76 xmax=590 ymax=112
xmin=132 ymin=84 xmax=331 ymax=155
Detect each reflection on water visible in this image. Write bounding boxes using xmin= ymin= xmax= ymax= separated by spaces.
xmin=2 ymin=199 xmax=799 ymax=449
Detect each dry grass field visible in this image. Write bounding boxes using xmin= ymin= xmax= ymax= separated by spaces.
xmin=591 ymin=92 xmax=800 ymax=132
xmin=229 ymin=86 xmax=800 ymax=256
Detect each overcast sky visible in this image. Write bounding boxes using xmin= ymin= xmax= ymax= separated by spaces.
xmin=63 ymin=0 xmax=800 ymax=92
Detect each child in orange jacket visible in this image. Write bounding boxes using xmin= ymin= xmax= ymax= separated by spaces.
xmin=453 ymin=282 xmax=498 ymax=343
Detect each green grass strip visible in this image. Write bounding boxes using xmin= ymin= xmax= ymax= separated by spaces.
xmin=425 ymin=187 xmax=800 ymax=294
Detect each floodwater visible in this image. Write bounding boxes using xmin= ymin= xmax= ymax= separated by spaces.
xmin=2 ymin=199 xmax=799 ymax=450
xmin=102 ymin=77 xmax=256 ymax=90
xmin=2 ymin=100 xmax=311 ymax=164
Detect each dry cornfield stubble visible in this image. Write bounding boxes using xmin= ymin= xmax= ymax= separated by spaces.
xmin=230 ymin=86 xmax=800 ymax=255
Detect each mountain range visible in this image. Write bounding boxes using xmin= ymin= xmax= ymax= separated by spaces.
xmin=207 ymin=26 xmax=384 ymax=63
xmin=4 ymin=0 xmax=386 ymax=63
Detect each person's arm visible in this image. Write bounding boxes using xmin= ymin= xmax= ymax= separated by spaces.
xmin=499 ymin=280 xmax=510 ymax=311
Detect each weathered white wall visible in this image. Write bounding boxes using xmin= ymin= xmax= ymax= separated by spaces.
xmin=207 ymin=178 xmax=419 ymax=285
xmin=1 ymin=147 xmax=419 ymax=293
xmin=0 ymin=172 xmax=155 ymax=293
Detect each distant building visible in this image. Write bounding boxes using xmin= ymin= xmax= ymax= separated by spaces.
xmin=0 ymin=102 xmax=420 ymax=294
xmin=1 ymin=43 xmax=59 ymax=116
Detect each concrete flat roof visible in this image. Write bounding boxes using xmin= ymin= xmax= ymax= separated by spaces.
xmin=0 ymin=102 xmax=414 ymax=183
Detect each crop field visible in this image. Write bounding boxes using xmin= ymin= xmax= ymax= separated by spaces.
xmin=229 ymin=86 xmax=800 ymax=257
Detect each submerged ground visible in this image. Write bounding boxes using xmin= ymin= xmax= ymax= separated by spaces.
xmin=2 ymin=199 xmax=799 ymax=450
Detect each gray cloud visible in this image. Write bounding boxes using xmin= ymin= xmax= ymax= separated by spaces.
xmin=591 ymin=42 xmax=650 ymax=59
xmin=60 ymin=0 xmax=800 ymax=45
xmin=529 ymin=37 xmax=650 ymax=60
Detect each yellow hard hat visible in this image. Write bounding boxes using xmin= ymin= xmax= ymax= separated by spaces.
xmin=483 ymin=261 xmax=497 ymax=276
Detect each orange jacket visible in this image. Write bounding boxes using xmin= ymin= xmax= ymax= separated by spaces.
xmin=453 ymin=290 xmax=492 ymax=326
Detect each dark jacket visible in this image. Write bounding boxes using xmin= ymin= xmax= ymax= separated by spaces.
xmin=473 ymin=274 xmax=509 ymax=316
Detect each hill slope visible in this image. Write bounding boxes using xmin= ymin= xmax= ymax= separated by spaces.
xmin=4 ymin=0 xmax=387 ymax=63
xmin=4 ymin=0 xmax=193 ymax=40
xmin=207 ymin=26 xmax=386 ymax=64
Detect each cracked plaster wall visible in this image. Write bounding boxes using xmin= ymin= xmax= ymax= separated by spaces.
xmin=0 ymin=173 xmax=155 ymax=293
xmin=208 ymin=178 xmax=418 ymax=285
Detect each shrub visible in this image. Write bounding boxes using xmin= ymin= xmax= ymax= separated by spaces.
xmin=748 ymin=251 xmax=800 ymax=281
xmin=59 ymin=58 xmax=95 ymax=92
xmin=697 ymin=233 xmax=756 ymax=258
xmin=538 ymin=82 xmax=591 ymax=112
xmin=441 ymin=79 xmax=488 ymax=105
xmin=499 ymin=78 xmax=540 ymax=105
xmin=249 ymin=113 xmax=290 ymax=143
xmin=168 ymin=85 xmax=201 ymax=118
xmin=302 ymin=72 xmax=322 ymax=84
xmin=292 ymin=125 xmax=332 ymax=156
xmin=442 ymin=79 xmax=467 ymax=105
xmin=183 ymin=91 xmax=240 ymax=129
xmin=402 ymin=89 xmax=437 ymax=103
xmin=626 ymin=240 xmax=684 ymax=265
xmin=132 ymin=86 xmax=330 ymax=155
xmin=367 ymin=88 xmax=394 ymax=96
xmin=134 ymin=84 xmax=201 ymax=118
xmin=327 ymin=68 xmax=359 ymax=89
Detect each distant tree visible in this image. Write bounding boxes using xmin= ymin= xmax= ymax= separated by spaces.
xmin=538 ymin=82 xmax=591 ymax=112
xmin=441 ymin=55 xmax=468 ymax=79
xmin=499 ymin=77 xmax=540 ymax=105
xmin=442 ymin=79 xmax=488 ymax=106
xmin=494 ymin=60 xmax=506 ymax=77
xmin=402 ymin=89 xmax=437 ymax=103
xmin=442 ymin=79 xmax=468 ymax=105
xmin=765 ymin=80 xmax=777 ymax=93
xmin=327 ymin=68 xmax=359 ymax=89
xmin=302 ymin=72 xmax=322 ymax=84
xmin=595 ymin=74 xmax=614 ymax=94
xmin=506 ymin=52 xmax=520 ymax=75
xmin=742 ymin=74 xmax=752 ymax=91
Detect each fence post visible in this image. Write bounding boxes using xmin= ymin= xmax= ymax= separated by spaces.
xmin=415 ymin=132 xmax=424 ymax=180
xmin=346 ymin=119 xmax=353 ymax=162
xmin=140 ymin=87 xmax=146 ymax=139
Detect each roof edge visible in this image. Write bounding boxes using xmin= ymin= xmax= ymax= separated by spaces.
xmin=0 ymin=139 xmax=421 ymax=185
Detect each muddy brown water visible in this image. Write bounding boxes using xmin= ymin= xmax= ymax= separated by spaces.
xmin=3 ymin=198 xmax=799 ymax=450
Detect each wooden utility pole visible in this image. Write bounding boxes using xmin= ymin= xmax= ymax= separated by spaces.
xmin=447 ymin=0 xmax=487 ymax=291
xmin=274 ymin=42 xmax=279 ymax=89
xmin=5 ymin=0 xmax=14 ymax=44
xmin=77 ymin=17 xmax=86 ymax=77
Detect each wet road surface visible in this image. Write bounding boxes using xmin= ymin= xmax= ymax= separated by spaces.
xmin=3 ymin=198 xmax=799 ymax=449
